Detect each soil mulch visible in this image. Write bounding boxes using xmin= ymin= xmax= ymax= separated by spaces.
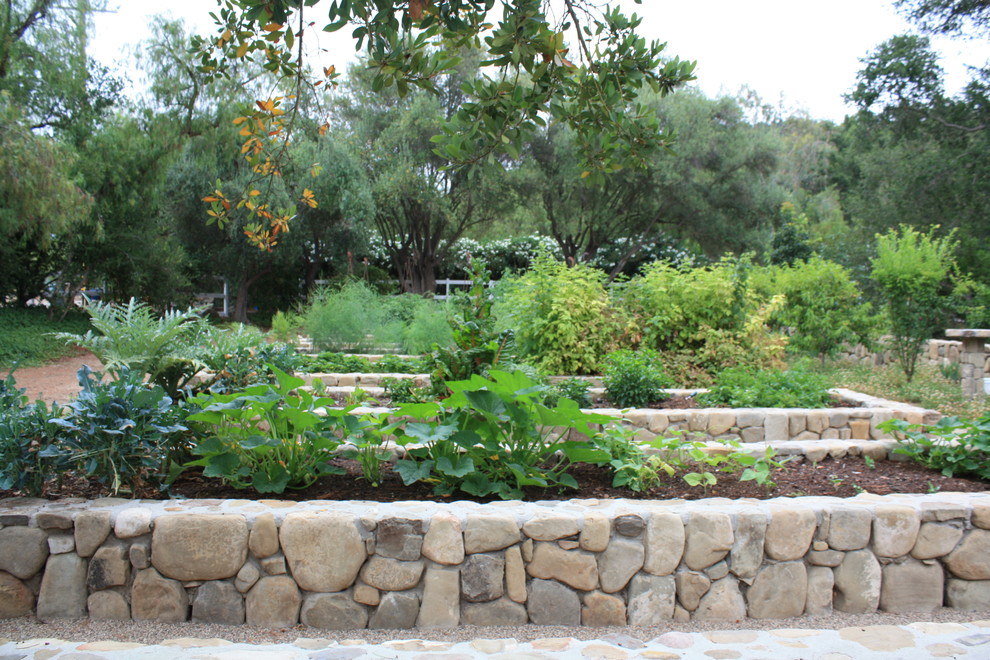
xmin=12 ymin=456 xmax=987 ymax=504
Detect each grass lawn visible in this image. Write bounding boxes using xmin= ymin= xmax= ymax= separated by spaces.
xmin=0 ymin=308 xmax=92 ymax=369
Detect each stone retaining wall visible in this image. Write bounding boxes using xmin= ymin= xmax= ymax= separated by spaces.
xmin=2 ymin=494 xmax=990 ymax=627
xmin=838 ymin=339 xmax=990 ymax=376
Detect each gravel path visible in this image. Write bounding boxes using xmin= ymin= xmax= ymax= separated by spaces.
xmin=2 ymin=611 xmax=990 ymax=659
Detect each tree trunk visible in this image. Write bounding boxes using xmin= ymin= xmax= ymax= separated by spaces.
xmin=232 ymin=267 xmax=271 ymax=323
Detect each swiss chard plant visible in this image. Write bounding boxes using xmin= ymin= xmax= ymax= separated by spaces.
xmin=393 ymin=370 xmax=612 ymax=499
xmin=185 ymin=366 xmax=348 ymax=493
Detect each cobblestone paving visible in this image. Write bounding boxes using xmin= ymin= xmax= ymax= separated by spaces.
xmin=3 ymin=620 xmax=990 ymax=659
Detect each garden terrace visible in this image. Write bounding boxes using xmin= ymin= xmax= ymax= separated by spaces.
xmin=2 ymin=493 xmax=989 ymax=628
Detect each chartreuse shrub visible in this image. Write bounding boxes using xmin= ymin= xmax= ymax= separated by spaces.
xmin=603 ymin=349 xmax=672 ymax=408
xmin=619 ymin=258 xmax=786 ymax=384
xmin=871 ymin=225 xmax=959 ymax=382
xmin=697 ymin=365 xmax=831 ymax=408
xmin=494 ymin=256 xmax=631 ymax=375
xmin=880 ymin=414 xmax=990 ymax=480
xmin=392 ymin=370 xmax=612 ymax=499
xmin=751 ymin=256 xmax=878 ymax=363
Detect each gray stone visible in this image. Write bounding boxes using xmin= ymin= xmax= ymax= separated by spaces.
xmin=0 ymin=527 xmax=49 ymax=579
xmin=260 ymin=554 xmax=286 ymax=576
xmin=152 ymin=514 xmax=248 ymax=581
xmin=464 ymin=515 xmax=519 ymax=553
xmin=644 ymin=512 xmax=684 ymax=576
xmin=675 ymin=571 xmax=710 ymax=611
xmin=129 ymin=541 xmax=150 ymax=570
xmin=375 ymin=518 xmax=424 ymax=561
xmin=764 ymin=412 xmax=788 ymax=441
xmin=912 ymin=522 xmax=964 ymax=559
xmin=421 ymin=512 xmax=463 ymax=565
xmin=527 ymin=578 xmax=580 ymax=626
xmin=764 ymin=507 xmax=816 ymax=561
xmin=114 ymin=507 xmax=152 ymax=538
xmin=417 ymin=567 xmax=459 ymax=628
xmin=879 ymin=559 xmax=943 ymax=612
xmin=582 ymin=591 xmax=626 ymax=626
xmin=35 ymin=512 xmax=72 ymax=530
xmin=248 ymin=513 xmax=279 ymax=559
xmin=684 ymin=511 xmax=733 ymax=571
xmin=693 ymin=577 xmax=746 ymax=621
xmin=523 ymin=515 xmax=579 ymax=541
xmin=729 ymin=510 xmax=766 ymax=581
xmin=808 ymin=548 xmax=844 ymax=567
xmin=462 ymin=597 xmax=527 ymax=626
xmin=627 ymin=574 xmax=675 ymax=625
xmin=614 ymin=514 xmax=645 ymax=537
xmin=301 ymin=592 xmax=368 ymax=630
xmin=746 ymin=562 xmax=807 ymax=619
xmin=872 ymin=504 xmax=920 ymax=558
xmin=527 ymin=542 xmax=598 ymax=591
xmin=706 ymin=560 xmax=728 ymax=581
xmin=805 ymin=565 xmax=834 ymax=615
xmin=580 ymin=513 xmax=611 ymax=552
xmin=740 ymin=426 xmax=765 ymax=443
xmin=192 ymin=581 xmax=245 ymax=625
xmin=235 ymin=561 xmax=261 ymax=593
xmin=827 ymin=506 xmax=873 ymax=551
xmin=87 ymin=590 xmax=130 ymax=621
xmin=369 ymin=590 xmax=420 ymax=629
xmin=280 ymin=512 xmax=366 ymax=592
xmin=833 ymin=549 xmax=881 ymax=613
xmin=74 ymin=510 xmax=111 ymax=558
xmin=598 ymin=537 xmax=644 ymax=593
xmin=359 ymin=556 xmax=425 ymax=592
xmin=944 ymin=529 xmax=990 ymax=580
xmin=0 ymin=514 xmax=28 ymax=526
xmin=47 ymin=532 xmax=74 ymax=554
xmin=0 ymin=571 xmax=34 ymax=618
xmin=36 ymin=553 xmax=87 ymax=620
xmin=353 ymin=582 xmax=380 ymax=606
xmin=736 ymin=410 xmax=766 ymax=428
xmin=246 ymin=575 xmax=301 ymax=627
xmin=789 ymin=413 xmax=807 ymax=436
xmin=505 ymin=545 xmax=526 ymax=603
xmin=461 ymin=553 xmax=503 ymax=602
xmin=87 ymin=545 xmax=129 ymax=590
xmin=946 ymin=579 xmax=990 ymax=610
xmin=131 ymin=568 xmax=188 ymax=622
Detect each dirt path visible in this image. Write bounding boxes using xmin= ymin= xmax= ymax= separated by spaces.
xmin=1 ymin=348 xmax=103 ymax=404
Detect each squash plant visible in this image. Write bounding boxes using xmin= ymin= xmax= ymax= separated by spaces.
xmin=393 ymin=370 xmax=612 ymax=499
xmin=185 ymin=367 xmax=348 ymax=493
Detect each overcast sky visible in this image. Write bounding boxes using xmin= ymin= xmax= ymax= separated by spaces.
xmin=91 ymin=0 xmax=990 ymax=122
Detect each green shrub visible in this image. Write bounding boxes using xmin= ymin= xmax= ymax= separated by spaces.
xmin=603 ymin=349 xmax=672 ymax=408
xmin=545 ymin=377 xmax=593 ymax=408
xmin=297 ymin=352 xmax=426 ymax=374
xmin=199 ymin=324 xmax=298 ymax=394
xmin=400 ymin=298 xmax=453 ymax=354
xmin=46 ymin=367 xmax=190 ymax=495
xmin=304 ymin=280 xmax=402 ymax=353
xmin=697 ymin=366 xmax=831 ymax=408
xmin=495 ymin=256 xmax=630 ymax=375
xmin=871 ymin=226 xmax=959 ymax=382
xmin=752 ymin=256 xmax=878 ymax=362
xmin=269 ymin=310 xmax=304 ymax=343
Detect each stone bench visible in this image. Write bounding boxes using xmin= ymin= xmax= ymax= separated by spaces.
xmin=2 ymin=494 xmax=989 ymax=627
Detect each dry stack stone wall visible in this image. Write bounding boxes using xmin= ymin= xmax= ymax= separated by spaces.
xmin=2 ymin=494 xmax=990 ymax=628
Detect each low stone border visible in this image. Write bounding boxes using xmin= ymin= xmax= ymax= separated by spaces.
xmin=2 ymin=494 xmax=989 ymax=628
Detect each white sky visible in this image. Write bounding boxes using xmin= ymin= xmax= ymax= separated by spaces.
xmin=91 ymin=0 xmax=990 ymax=122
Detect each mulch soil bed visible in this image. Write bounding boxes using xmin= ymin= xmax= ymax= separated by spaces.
xmin=8 ymin=456 xmax=987 ymax=504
